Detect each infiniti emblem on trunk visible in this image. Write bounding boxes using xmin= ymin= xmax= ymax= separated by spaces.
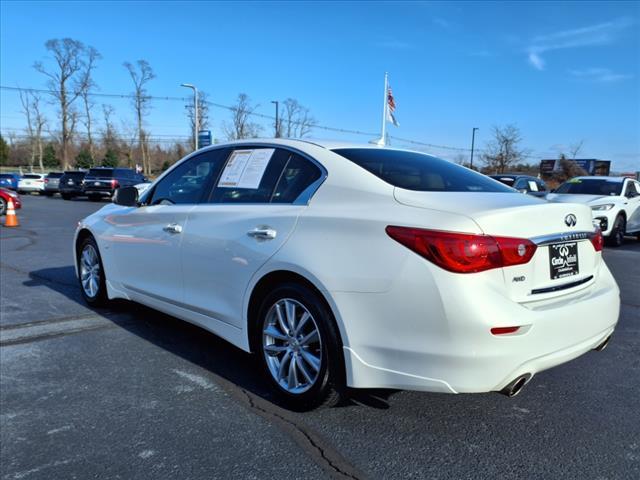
xmin=564 ymin=214 xmax=577 ymax=227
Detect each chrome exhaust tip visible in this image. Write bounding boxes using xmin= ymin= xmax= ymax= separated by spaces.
xmin=500 ymin=374 xmax=531 ymax=398
xmin=594 ymin=335 xmax=611 ymax=352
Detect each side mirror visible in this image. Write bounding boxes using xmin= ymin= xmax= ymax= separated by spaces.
xmin=113 ymin=186 xmax=139 ymax=206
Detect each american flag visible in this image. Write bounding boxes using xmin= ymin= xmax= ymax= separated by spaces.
xmin=386 ymin=86 xmax=399 ymax=127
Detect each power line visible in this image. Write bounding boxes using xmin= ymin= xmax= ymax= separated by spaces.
xmin=0 ymin=84 xmax=548 ymax=159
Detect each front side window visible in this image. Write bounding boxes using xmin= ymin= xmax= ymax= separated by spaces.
xmin=334 ymin=148 xmax=513 ymax=192
xmin=625 ymin=181 xmax=639 ymax=197
xmin=148 ymin=149 xmax=228 ymax=205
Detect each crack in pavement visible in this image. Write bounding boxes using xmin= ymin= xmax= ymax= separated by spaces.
xmin=191 ymin=365 xmax=367 ymax=479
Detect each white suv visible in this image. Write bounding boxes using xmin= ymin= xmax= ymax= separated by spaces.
xmin=547 ymin=176 xmax=640 ymax=246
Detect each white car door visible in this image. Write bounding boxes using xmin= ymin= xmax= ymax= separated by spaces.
xmin=180 ymin=148 xmax=325 ymax=329
xmin=107 ymin=149 xmax=228 ymax=303
xmin=624 ymin=180 xmax=640 ymax=232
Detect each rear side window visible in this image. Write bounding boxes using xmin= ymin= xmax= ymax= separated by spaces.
xmin=333 ymin=148 xmax=513 ymax=192
xmin=47 ymin=172 xmax=63 ymax=178
xmin=209 ymin=148 xmax=291 ymax=204
xmin=148 ymin=149 xmax=228 ymax=205
xmin=272 ymin=154 xmax=322 ymax=203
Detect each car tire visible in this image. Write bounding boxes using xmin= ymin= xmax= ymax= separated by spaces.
xmin=88 ymin=195 xmax=101 ymax=202
xmin=43 ymin=191 xmax=53 ymax=197
xmin=255 ymin=283 xmax=344 ymax=410
xmin=61 ymin=193 xmax=73 ymax=200
xmin=606 ymin=215 xmax=625 ymax=247
xmin=77 ymin=236 xmax=109 ymax=307
xmin=0 ymin=198 xmax=6 ymax=216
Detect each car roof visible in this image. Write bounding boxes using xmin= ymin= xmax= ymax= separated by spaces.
xmin=572 ymin=176 xmax=626 ymax=182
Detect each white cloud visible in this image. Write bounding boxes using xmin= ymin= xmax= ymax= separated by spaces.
xmin=526 ymin=17 xmax=633 ymax=70
xmin=568 ymin=68 xmax=634 ymax=83
xmin=528 ymin=52 xmax=545 ymax=70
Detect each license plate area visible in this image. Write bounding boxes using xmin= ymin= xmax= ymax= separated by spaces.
xmin=548 ymin=242 xmax=579 ymax=279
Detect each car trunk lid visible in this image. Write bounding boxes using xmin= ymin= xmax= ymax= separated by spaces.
xmin=394 ymin=189 xmax=600 ymax=302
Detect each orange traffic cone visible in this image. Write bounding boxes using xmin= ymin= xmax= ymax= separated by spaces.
xmin=3 ymin=199 xmax=19 ymax=227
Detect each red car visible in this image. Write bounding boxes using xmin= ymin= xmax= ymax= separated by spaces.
xmin=0 ymin=187 xmax=21 ymax=215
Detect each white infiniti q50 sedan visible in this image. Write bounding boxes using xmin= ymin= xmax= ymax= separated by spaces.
xmin=74 ymin=139 xmax=620 ymax=409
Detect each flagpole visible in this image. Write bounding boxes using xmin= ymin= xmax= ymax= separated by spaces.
xmin=371 ymin=72 xmax=388 ymax=146
xmin=381 ymin=72 xmax=388 ymax=145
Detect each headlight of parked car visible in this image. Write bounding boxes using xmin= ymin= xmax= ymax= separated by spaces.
xmin=591 ymin=204 xmax=615 ymax=211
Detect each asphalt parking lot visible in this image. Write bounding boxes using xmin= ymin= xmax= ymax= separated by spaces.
xmin=1 ymin=195 xmax=639 ymax=480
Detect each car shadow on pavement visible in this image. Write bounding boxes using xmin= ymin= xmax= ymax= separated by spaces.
xmin=26 ymin=266 xmax=398 ymax=411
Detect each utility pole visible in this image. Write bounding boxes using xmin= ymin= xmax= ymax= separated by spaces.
xmin=181 ymin=83 xmax=198 ymax=150
xmin=271 ymin=100 xmax=279 ymax=137
xmin=470 ymin=127 xmax=479 ymax=169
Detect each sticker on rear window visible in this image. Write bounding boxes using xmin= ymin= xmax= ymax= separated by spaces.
xmin=218 ymin=149 xmax=274 ymax=189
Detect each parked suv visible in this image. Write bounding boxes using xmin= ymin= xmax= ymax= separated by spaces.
xmin=18 ymin=173 xmax=46 ymax=194
xmin=59 ymin=171 xmax=87 ymax=200
xmin=43 ymin=172 xmax=64 ymax=196
xmin=83 ymin=167 xmax=145 ymax=201
xmin=489 ymin=174 xmax=548 ymax=198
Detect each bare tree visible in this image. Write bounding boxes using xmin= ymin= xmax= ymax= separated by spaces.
xmin=34 ymin=38 xmax=86 ymax=170
xmin=78 ymin=46 xmax=101 ymax=160
xmin=123 ymin=60 xmax=155 ymax=175
xmin=223 ymin=94 xmax=262 ymax=140
xmin=18 ymin=89 xmax=36 ymax=170
xmin=452 ymin=153 xmax=467 ymax=166
xmin=281 ymin=98 xmax=317 ymax=138
xmin=101 ymin=104 xmax=118 ymax=150
xmin=185 ymin=91 xmax=210 ymax=150
xmin=481 ymin=124 xmax=527 ymax=174
xmin=569 ymin=139 xmax=585 ymax=160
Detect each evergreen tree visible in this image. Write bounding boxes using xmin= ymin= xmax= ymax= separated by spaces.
xmin=42 ymin=144 xmax=60 ymax=168
xmin=102 ymin=149 xmax=119 ymax=167
xmin=75 ymin=149 xmax=93 ymax=169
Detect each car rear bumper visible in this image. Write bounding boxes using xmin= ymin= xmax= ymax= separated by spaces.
xmin=18 ymin=186 xmax=45 ymax=192
xmin=84 ymin=189 xmax=114 ymax=196
xmin=334 ymin=254 xmax=620 ymax=394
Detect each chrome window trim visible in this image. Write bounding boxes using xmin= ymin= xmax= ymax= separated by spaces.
xmin=532 ymin=230 xmax=597 ymax=246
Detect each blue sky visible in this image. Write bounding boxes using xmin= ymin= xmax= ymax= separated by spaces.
xmin=1 ymin=0 xmax=639 ymax=171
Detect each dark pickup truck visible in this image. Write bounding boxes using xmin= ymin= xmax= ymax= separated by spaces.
xmin=83 ymin=167 xmax=146 ymax=201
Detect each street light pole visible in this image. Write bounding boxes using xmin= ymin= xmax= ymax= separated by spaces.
xmin=470 ymin=127 xmax=479 ymax=169
xmin=181 ymin=83 xmax=198 ymax=150
xmin=271 ymin=100 xmax=279 ymax=138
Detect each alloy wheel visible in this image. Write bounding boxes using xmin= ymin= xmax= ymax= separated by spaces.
xmin=80 ymin=244 xmax=101 ymax=298
xmin=262 ymin=298 xmax=322 ymax=394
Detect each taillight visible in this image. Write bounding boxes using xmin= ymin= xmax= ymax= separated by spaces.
xmin=44 ymin=178 xmax=49 ymax=183
xmin=385 ymin=226 xmax=537 ymax=274
xmin=111 ymin=179 xmax=120 ymax=188
xmin=590 ymin=228 xmax=603 ymax=252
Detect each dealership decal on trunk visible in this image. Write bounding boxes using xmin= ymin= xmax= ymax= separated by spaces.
xmin=549 ymin=242 xmax=579 ymax=279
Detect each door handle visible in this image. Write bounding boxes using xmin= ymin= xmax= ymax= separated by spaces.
xmin=247 ymin=227 xmax=277 ymax=240
xmin=163 ymin=223 xmax=183 ymax=234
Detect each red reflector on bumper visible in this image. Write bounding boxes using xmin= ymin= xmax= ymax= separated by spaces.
xmin=491 ymin=326 xmax=520 ymax=335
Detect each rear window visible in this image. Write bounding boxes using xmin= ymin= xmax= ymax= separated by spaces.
xmin=46 ymin=172 xmax=63 ymax=178
xmin=87 ymin=168 xmax=114 ymax=178
xmin=333 ymin=148 xmax=512 ymax=192
xmin=0 ymin=174 xmax=16 ymax=179
xmin=63 ymin=172 xmax=86 ymax=179
xmin=490 ymin=175 xmax=516 ymax=187
xmin=23 ymin=174 xmax=42 ymax=179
